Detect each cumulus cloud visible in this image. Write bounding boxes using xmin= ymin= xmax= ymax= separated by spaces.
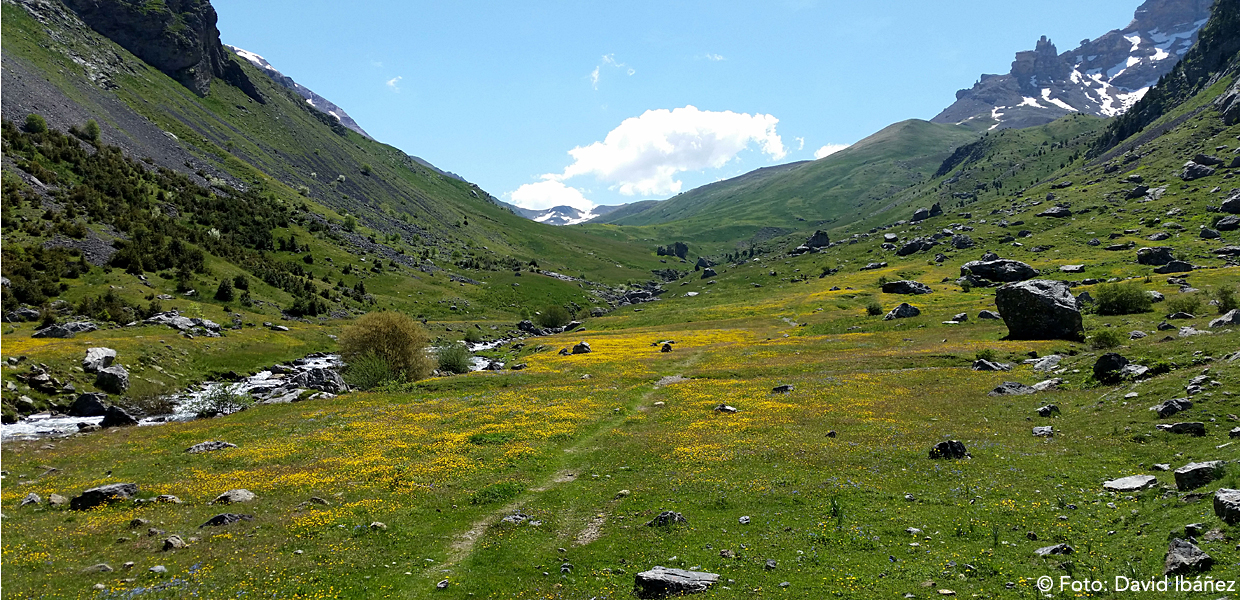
xmin=814 ymin=143 xmax=849 ymax=159
xmin=509 ymin=179 xmax=595 ymax=212
xmin=550 ymin=105 xmax=786 ymax=197
xmin=386 ymin=76 xmax=402 ymax=92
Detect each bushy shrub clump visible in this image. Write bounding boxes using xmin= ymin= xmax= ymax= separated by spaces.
xmin=338 ymin=312 xmax=433 ymax=388
xmin=1094 ymin=283 xmax=1151 ymax=315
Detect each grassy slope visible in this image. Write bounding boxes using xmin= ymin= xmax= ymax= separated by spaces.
xmin=582 ymin=119 xmax=984 ymax=254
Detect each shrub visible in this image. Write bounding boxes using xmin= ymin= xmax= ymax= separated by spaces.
xmin=214 ymin=278 xmax=235 ymax=302
xmin=1089 ymin=329 xmax=1124 ymax=350
xmin=24 ymin=114 xmax=47 ymax=134
xmin=190 ymin=386 xmax=253 ymax=417
xmin=83 ymin=119 xmax=100 ymax=141
xmin=117 ymin=379 xmax=173 ymax=416
xmin=463 ymin=327 xmax=483 ymax=344
xmin=534 ymin=304 xmax=571 ymax=329
xmin=975 ymin=349 xmax=997 ymax=362
xmin=1213 ymin=286 xmax=1238 ymax=314
xmin=338 ymin=311 xmax=434 ymax=381
xmin=343 ymin=351 xmax=400 ymax=390
xmin=864 ymin=300 xmax=883 ymax=316
xmin=1166 ymin=293 xmax=1203 ymax=316
xmin=437 ymin=343 xmax=473 ymax=375
xmin=1094 ymin=282 xmax=1151 ymax=315
xmin=232 ymin=274 xmax=249 ymax=290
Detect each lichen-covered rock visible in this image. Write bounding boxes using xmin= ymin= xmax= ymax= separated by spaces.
xmin=995 ymin=279 xmax=1083 ymax=341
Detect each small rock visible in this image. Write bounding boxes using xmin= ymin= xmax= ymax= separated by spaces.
xmin=928 ymin=440 xmax=969 ymax=460
xmin=211 ymin=489 xmax=256 ymax=504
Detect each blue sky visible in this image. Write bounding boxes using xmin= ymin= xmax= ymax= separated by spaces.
xmin=213 ymin=0 xmax=1142 ymax=210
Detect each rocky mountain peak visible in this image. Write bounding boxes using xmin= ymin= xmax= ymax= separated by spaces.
xmin=59 ymin=0 xmax=262 ymax=102
xmin=933 ymin=0 xmax=1212 ymax=130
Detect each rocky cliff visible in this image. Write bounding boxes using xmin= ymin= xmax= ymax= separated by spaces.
xmin=60 ymin=0 xmax=263 ymax=102
xmin=225 ymin=45 xmax=369 ymax=138
xmin=933 ymin=0 xmax=1212 ymax=129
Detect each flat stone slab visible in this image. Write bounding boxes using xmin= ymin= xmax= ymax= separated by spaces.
xmin=634 ymin=566 xmax=720 ymax=598
xmin=1103 ymin=475 xmax=1157 ymax=492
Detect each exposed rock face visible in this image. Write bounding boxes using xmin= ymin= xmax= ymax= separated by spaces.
xmin=960 ymin=259 xmax=1037 ymax=283
xmin=61 ymin=0 xmax=264 ymax=101
xmin=995 ymin=279 xmax=1084 ymax=341
xmin=32 ymin=321 xmax=97 ymax=338
xmin=933 ymin=0 xmax=1213 ymax=129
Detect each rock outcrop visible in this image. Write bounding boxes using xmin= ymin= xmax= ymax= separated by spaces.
xmin=995 ymin=279 xmax=1084 ymax=341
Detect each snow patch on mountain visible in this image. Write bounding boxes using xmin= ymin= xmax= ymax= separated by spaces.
xmin=226 ymin=45 xmax=372 ymax=139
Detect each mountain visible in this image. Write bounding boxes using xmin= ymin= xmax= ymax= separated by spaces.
xmin=584 ymin=119 xmax=982 ymax=248
xmin=225 ymin=45 xmax=372 ymax=139
xmin=933 ymin=0 xmax=1212 ymax=130
xmin=496 ymin=203 xmax=626 ymax=226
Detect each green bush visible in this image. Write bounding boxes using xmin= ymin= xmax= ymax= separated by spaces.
xmin=975 ymin=349 xmax=997 ymax=362
xmin=191 ymin=386 xmax=253 ymax=417
xmin=343 ymin=351 xmax=401 ymax=390
xmin=864 ymin=300 xmax=883 ymax=316
xmin=1089 ymin=329 xmax=1124 ymax=350
xmin=463 ymin=327 xmax=484 ymax=344
xmin=534 ymin=305 xmax=571 ymax=329
xmin=338 ymin=311 xmax=434 ymax=381
xmin=437 ymin=343 xmax=473 ymax=374
xmin=1213 ymin=286 xmax=1238 ymax=314
xmin=83 ymin=119 xmax=100 ymax=141
xmin=1166 ymin=293 xmax=1203 ymax=316
xmin=214 ymin=278 xmax=235 ymax=302
xmin=1094 ymin=282 xmax=1152 ymax=315
xmin=24 ymin=114 xmax=46 ymax=134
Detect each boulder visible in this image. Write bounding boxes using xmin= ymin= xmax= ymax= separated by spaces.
xmin=1136 ymin=247 xmax=1175 ymax=266
xmin=989 ymin=382 xmax=1035 ymax=396
xmin=1214 ymin=489 xmax=1240 ymax=524
xmin=1032 ymin=355 xmax=1061 ymax=371
xmin=200 ymin=513 xmax=254 ymax=528
xmin=960 ymin=259 xmax=1037 ymax=283
xmin=1036 ymin=404 xmax=1060 ymax=417
xmin=212 ymin=489 xmax=256 ymax=504
xmin=1164 ymin=538 xmax=1212 ymax=575
xmin=1153 ymin=260 xmax=1193 ymax=274
xmin=1037 ymin=205 xmax=1072 ymax=218
xmin=69 ymin=392 xmax=109 ymax=417
xmin=971 ymin=359 xmax=1011 ymax=371
xmin=1174 ymin=461 xmax=1225 ymax=491
xmin=1149 ymin=398 xmax=1192 ymax=418
xmin=994 ymin=280 xmax=1084 ymax=341
xmin=1221 ymin=193 xmax=1240 ymax=214
xmin=32 ymin=321 xmax=97 ymax=338
xmin=883 ymin=303 xmax=920 ymax=320
xmin=1209 ymin=309 xmax=1240 ymax=328
xmin=572 ymin=341 xmax=591 ymax=355
xmin=1059 ymin=264 xmax=1084 ymax=273
xmin=21 ymin=492 xmax=41 ymax=506
xmin=95 ymin=365 xmax=130 ymax=394
xmin=1092 ymin=353 xmax=1129 ymax=382
xmin=1032 ymin=426 xmax=1054 ymax=437
xmin=977 ymin=310 xmax=1001 ymax=320
xmin=287 ymin=368 xmax=348 ymax=394
xmin=1180 ymin=161 xmax=1215 ymax=181
xmin=70 ymin=483 xmax=138 ymax=510
xmin=896 ymin=239 xmax=933 ymax=256
xmin=645 ymin=511 xmax=687 ymax=527
xmin=911 ymin=207 xmax=930 ymax=222
xmin=163 ymin=535 xmax=187 ymax=551
xmin=929 ymin=202 xmax=943 ymax=217
xmin=1200 ymin=227 xmax=1221 ymax=239
xmin=82 ymin=348 xmax=117 ymax=373
xmin=805 ymin=230 xmax=831 ymax=248
xmin=186 ymin=441 xmax=237 ymax=454
xmin=860 ymin=262 xmax=887 ymax=271
xmin=634 ymin=566 xmax=719 ymax=599
xmin=694 ymin=257 xmax=714 ymax=269
xmin=100 ymin=406 xmax=138 ymax=428
xmin=1148 ymin=290 xmax=1165 ymax=303
xmin=1103 ymin=475 xmax=1156 ymax=492
xmin=881 ymin=280 xmax=932 ymax=295
xmin=928 ymin=440 xmax=969 ymax=459
xmin=951 ymin=234 xmax=975 ymax=249
xmin=700 ymin=267 xmax=717 ymax=279
xmin=1216 ymin=216 xmax=1240 ymax=231
xmin=1156 ymin=422 xmax=1206 ymax=436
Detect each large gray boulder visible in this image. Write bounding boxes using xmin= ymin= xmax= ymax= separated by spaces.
xmin=1149 ymin=398 xmax=1192 ymax=418
xmin=287 ymin=368 xmax=347 ymax=394
xmin=1221 ymin=192 xmax=1240 ymax=214
xmin=32 ymin=321 xmax=97 ymax=338
xmin=100 ymin=406 xmax=138 ymax=428
xmin=69 ymin=393 xmax=109 ymax=417
xmin=1216 ymin=215 xmax=1240 ymax=230
xmin=1209 ymin=309 xmax=1240 ymax=328
xmin=995 ymin=280 xmax=1084 ymax=341
xmin=82 ymin=348 xmax=117 ymax=373
xmin=634 ymin=566 xmax=719 ymax=598
xmin=1164 ymin=538 xmax=1212 ymax=575
xmin=881 ymin=280 xmax=932 ymax=295
xmin=896 ymin=238 xmax=934 ymax=256
xmin=95 ymin=365 xmax=130 ymax=394
xmin=883 ymin=303 xmax=920 ymax=320
xmin=1153 ymin=260 xmax=1193 ymax=274
xmin=1137 ymin=247 xmax=1175 ymax=266
xmin=960 ymin=259 xmax=1037 ymax=283
xmin=1037 ymin=205 xmax=1072 ymax=218
xmin=1215 ymin=489 xmax=1240 ymax=524
xmin=1180 ymin=161 xmax=1215 ymax=181
xmin=951 ymin=234 xmax=975 ymax=249
xmin=1174 ymin=461 xmax=1225 ymax=492
xmin=929 ymin=440 xmax=969 ymax=459
xmin=911 ymin=207 xmax=930 ymax=222
xmin=70 ymin=483 xmax=138 ymax=510
xmin=805 ymin=230 xmax=831 ymax=248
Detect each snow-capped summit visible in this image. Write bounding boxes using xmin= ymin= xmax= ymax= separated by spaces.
xmin=933 ymin=0 xmax=1211 ymax=129
xmin=226 ymin=45 xmax=372 ymax=139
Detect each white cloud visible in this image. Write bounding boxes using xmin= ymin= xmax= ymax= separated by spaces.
xmin=814 ymin=143 xmax=849 ymax=159
xmin=386 ymin=76 xmax=402 ymax=92
xmin=795 ymin=137 xmax=805 ymax=151
xmin=551 ymin=105 xmax=785 ymax=197
xmin=509 ymin=179 xmax=595 ymax=211
xmin=590 ymin=54 xmax=634 ymax=90
xmin=704 ymin=53 xmax=725 ymax=61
